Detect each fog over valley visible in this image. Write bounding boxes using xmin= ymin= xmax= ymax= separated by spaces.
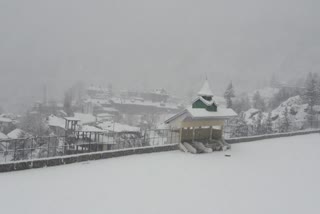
xmin=1 ymin=0 xmax=320 ymax=112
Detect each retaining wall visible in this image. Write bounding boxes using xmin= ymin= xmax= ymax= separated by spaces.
xmin=1 ymin=129 xmax=320 ymax=173
xmin=0 ymin=144 xmax=178 ymax=173
xmin=225 ymin=129 xmax=320 ymax=144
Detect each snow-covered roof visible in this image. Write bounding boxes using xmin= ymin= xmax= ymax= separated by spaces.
xmin=152 ymin=88 xmax=168 ymax=95
xmin=48 ymin=115 xmax=66 ymax=129
xmin=97 ymin=122 xmax=140 ymax=133
xmin=111 ymin=98 xmax=179 ymax=110
xmin=85 ymin=98 xmax=111 ymax=106
xmin=198 ymin=80 xmax=214 ymax=97
xmin=186 ymin=106 xmax=237 ymax=119
xmin=97 ymin=113 xmax=113 ymax=117
xmin=0 ymin=132 xmax=8 ymax=140
xmin=0 ymin=117 xmax=13 ymax=123
xmin=102 ymin=107 xmax=119 ymax=113
xmin=73 ymin=113 xmax=96 ymax=125
xmin=87 ymin=86 xmax=109 ymax=92
xmin=80 ymin=125 xmax=104 ymax=133
xmin=192 ymin=96 xmax=217 ymax=106
xmin=64 ymin=117 xmax=81 ymax=121
xmin=7 ymin=128 xmax=30 ymax=139
xmin=165 ymin=106 xmax=237 ymax=124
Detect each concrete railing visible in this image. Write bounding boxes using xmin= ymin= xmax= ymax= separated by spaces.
xmin=1 ymin=129 xmax=320 ymax=173
xmin=225 ymin=129 xmax=320 ymax=144
xmin=0 ymin=144 xmax=178 ymax=173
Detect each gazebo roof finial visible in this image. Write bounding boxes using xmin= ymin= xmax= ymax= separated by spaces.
xmin=198 ymin=78 xmax=214 ymax=97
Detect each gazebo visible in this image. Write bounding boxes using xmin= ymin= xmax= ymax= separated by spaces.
xmin=165 ymin=79 xmax=237 ymax=148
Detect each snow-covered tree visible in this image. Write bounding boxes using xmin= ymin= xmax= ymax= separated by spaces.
xmin=230 ymin=113 xmax=249 ymax=138
xmin=270 ymin=73 xmax=279 ymax=87
xmin=253 ymin=111 xmax=264 ymax=135
xmin=108 ymin=83 xmax=113 ymax=97
xmin=224 ymin=82 xmax=235 ymax=108
xmin=303 ymin=72 xmax=319 ymax=107
xmin=19 ymin=112 xmax=50 ymax=137
xmin=303 ymin=72 xmax=320 ymax=126
xmin=264 ymin=112 xmax=273 ymax=134
xmin=269 ymin=88 xmax=292 ymax=109
xmin=279 ymin=107 xmax=290 ymax=133
xmin=233 ymin=95 xmax=251 ymax=113
xmin=63 ymin=89 xmax=74 ymax=117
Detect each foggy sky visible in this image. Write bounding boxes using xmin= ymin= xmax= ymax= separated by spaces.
xmin=1 ymin=0 xmax=320 ymax=112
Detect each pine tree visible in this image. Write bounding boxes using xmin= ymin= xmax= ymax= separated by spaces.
xmin=64 ymin=90 xmax=74 ymax=117
xmin=233 ymin=95 xmax=251 ymax=113
xmin=303 ymin=72 xmax=319 ymax=107
xmin=224 ymin=82 xmax=235 ymax=108
xmin=265 ymin=112 xmax=273 ymax=134
xmin=254 ymin=111 xmax=264 ymax=135
xmin=303 ymin=72 xmax=319 ymax=126
xmin=269 ymin=88 xmax=291 ymax=109
xmin=270 ymin=73 xmax=279 ymax=87
xmin=230 ymin=113 xmax=249 ymax=138
xmin=279 ymin=107 xmax=290 ymax=133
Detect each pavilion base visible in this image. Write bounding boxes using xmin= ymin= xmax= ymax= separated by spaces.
xmin=179 ymin=138 xmax=231 ymax=154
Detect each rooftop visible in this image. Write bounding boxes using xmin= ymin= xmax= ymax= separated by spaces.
xmin=198 ymin=80 xmax=214 ymax=97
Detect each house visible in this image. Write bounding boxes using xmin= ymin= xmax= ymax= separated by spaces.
xmin=86 ymin=85 xmax=111 ymax=99
xmin=73 ymin=113 xmax=96 ymax=125
xmin=165 ymin=79 xmax=237 ymax=144
xmin=0 ymin=132 xmax=9 ymax=152
xmin=96 ymin=113 xmax=114 ymax=122
xmin=0 ymin=116 xmax=13 ymax=133
xmin=7 ymin=128 xmax=31 ymax=139
xmin=47 ymin=115 xmax=67 ymax=136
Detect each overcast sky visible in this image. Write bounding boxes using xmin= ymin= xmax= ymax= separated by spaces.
xmin=1 ymin=0 xmax=320 ymax=112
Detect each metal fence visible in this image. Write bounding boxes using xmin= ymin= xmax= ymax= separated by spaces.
xmin=223 ymin=119 xmax=320 ymax=139
xmin=2 ymin=120 xmax=320 ymax=164
xmin=0 ymin=129 xmax=180 ymax=164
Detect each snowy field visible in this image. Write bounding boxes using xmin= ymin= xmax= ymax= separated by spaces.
xmin=1 ymin=134 xmax=320 ymax=214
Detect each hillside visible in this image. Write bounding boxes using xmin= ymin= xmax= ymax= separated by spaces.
xmin=248 ymin=87 xmax=280 ymax=103
xmin=242 ymin=95 xmax=313 ymax=130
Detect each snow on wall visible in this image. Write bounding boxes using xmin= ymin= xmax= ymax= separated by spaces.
xmin=0 ymin=144 xmax=178 ymax=172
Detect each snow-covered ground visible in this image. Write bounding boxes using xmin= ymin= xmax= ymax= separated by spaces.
xmin=1 ymin=134 xmax=320 ymax=214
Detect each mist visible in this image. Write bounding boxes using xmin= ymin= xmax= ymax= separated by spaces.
xmin=1 ymin=0 xmax=320 ymax=112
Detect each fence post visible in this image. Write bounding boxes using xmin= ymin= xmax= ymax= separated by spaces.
xmin=22 ymin=139 xmax=25 ymax=160
xmin=5 ymin=140 xmax=8 ymax=163
xmin=14 ymin=140 xmax=17 ymax=161
xmin=47 ymin=138 xmax=50 ymax=158
xmin=30 ymin=138 xmax=33 ymax=160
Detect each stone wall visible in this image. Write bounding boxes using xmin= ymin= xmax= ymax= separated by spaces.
xmin=226 ymin=129 xmax=320 ymax=144
xmin=0 ymin=144 xmax=178 ymax=173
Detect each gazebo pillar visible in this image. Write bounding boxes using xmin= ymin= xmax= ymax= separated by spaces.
xmin=192 ymin=127 xmax=195 ymax=144
xmin=209 ymin=126 xmax=213 ymax=141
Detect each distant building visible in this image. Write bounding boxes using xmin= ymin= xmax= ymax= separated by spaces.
xmin=7 ymin=128 xmax=31 ymax=139
xmin=140 ymin=89 xmax=169 ymax=103
xmin=87 ymin=85 xmax=110 ymax=99
xmin=47 ymin=115 xmax=66 ymax=136
xmin=0 ymin=116 xmax=13 ymax=133
xmin=110 ymin=97 xmax=180 ymax=115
